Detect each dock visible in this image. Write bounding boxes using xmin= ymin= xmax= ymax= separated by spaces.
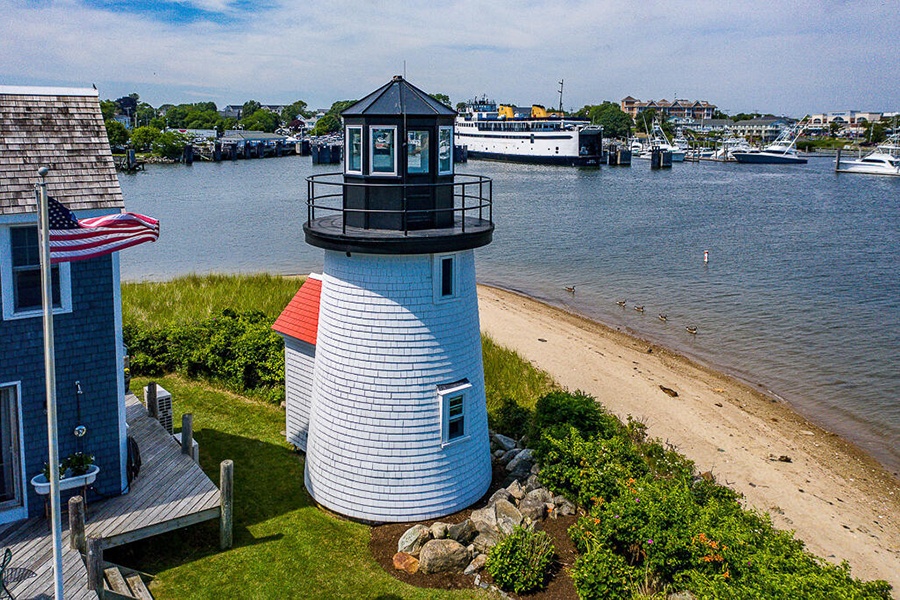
xmin=0 ymin=395 xmax=223 ymax=599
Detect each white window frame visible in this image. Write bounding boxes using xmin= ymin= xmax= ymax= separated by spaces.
xmin=438 ymin=125 xmax=454 ymax=175
xmin=0 ymin=382 xmax=28 ymax=525
xmin=0 ymin=225 xmax=72 ymax=321
xmin=438 ymin=379 xmax=471 ymax=446
xmin=345 ymin=125 xmax=363 ymax=174
xmin=369 ymin=125 xmax=398 ymax=176
xmin=432 ymin=253 xmax=459 ymax=303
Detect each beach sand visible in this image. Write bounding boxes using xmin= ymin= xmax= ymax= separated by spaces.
xmin=477 ymin=284 xmax=900 ymax=592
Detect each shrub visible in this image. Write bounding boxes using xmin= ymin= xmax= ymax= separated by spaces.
xmin=486 ymin=526 xmax=556 ymax=594
xmin=489 ymin=397 xmax=532 ymax=441
xmin=571 ymin=542 xmax=635 ymax=600
xmin=531 ymin=390 xmax=622 ymax=441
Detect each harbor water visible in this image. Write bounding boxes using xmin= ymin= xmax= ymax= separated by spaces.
xmin=117 ymin=155 xmax=900 ymax=473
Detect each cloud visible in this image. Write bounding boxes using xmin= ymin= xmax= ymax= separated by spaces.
xmin=0 ymin=0 xmax=896 ymax=115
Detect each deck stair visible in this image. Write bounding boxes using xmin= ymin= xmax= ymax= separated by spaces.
xmin=102 ymin=563 xmax=154 ymax=600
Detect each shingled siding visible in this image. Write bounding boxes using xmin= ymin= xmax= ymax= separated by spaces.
xmin=304 ymin=250 xmax=491 ymax=522
xmin=0 ymin=255 xmax=123 ymax=517
xmin=284 ymin=338 xmax=314 ymax=452
xmin=0 ymin=88 xmax=123 ymax=215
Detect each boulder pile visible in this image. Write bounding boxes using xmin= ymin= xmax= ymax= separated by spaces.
xmin=391 ymin=431 xmax=578 ymax=590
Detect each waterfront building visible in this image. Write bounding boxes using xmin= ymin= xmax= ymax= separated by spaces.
xmin=730 ymin=117 xmax=794 ymax=143
xmin=808 ymin=111 xmax=884 ymax=136
xmin=274 ymin=76 xmax=494 ymax=522
xmin=621 ymin=96 xmax=717 ymax=121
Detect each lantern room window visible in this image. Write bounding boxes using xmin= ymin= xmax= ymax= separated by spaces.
xmin=346 ymin=126 xmax=363 ymax=174
xmin=407 ymin=130 xmax=430 ymax=174
xmin=439 ymin=126 xmax=453 ymax=174
xmin=369 ymin=126 xmax=397 ymax=176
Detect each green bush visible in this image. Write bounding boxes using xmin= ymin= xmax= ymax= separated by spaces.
xmin=488 ymin=397 xmax=532 ymax=440
xmin=531 ymin=390 xmax=622 ymax=441
xmin=571 ymin=542 xmax=635 ymax=600
xmin=485 ymin=526 xmax=556 ymax=594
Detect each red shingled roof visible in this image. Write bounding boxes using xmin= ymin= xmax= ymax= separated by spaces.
xmin=272 ymin=274 xmax=322 ymax=345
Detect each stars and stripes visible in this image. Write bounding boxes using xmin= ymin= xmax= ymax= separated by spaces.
xmin=48 ymin=196 xmax=159 ymax=263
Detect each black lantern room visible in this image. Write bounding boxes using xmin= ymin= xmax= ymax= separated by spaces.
xmin=304 ymin=76 xmax=493 ymax=254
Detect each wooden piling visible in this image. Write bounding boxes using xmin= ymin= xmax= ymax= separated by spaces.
xmin=220 ymin=459 xmax=234 ymax=550
xmin=181 ymin=413 xmax=193 ymax=456
xmin=69 ymin=495 xmax=86 ymax=553
xmin=835 ymin=148 xmax=842 ymax=171
xmin=146 ymin=381 xmax=158 ymax=419
xmin=87 ymin=536 xmax=104 ymax=591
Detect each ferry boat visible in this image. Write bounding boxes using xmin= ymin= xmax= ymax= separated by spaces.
xmin=834 ymin=134 xmax=900 ymax=176
xmin=455 ymin=97 xmax=603 ymax=166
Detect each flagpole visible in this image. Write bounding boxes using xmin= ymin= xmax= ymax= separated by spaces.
xmin=36 ymin=166 xmax=65 ymax=600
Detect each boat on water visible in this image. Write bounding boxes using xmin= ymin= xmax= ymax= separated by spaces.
xmin=454 ymin=97 xmax=603 ymax=166
xmin=633 ymin=122 xmax=686 ymax=162
xmin=709 ymin=136 xmax=755 ymax=161
xmin=732 ymin=122 xmax=807 ymax=164
xmin=834 ymin=134 xmax=900 ymax=176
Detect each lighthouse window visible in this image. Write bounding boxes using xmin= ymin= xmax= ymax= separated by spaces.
xmin=433 ymin=253 xmax=458 ymax=302
xmin=438 ymin=126 xmax=453 ymax=174
xmin=438 ymin=379 xmax=471 ymax=445
xmin=441 ymin=257 xmax=454 ymax=296
xmin=369 ymin=126 xmax=397 ymax=175
xmin=407 ymin=130 xmax=430 ymax=174
xmin=346 ymin=126 xmax=362 ymax=174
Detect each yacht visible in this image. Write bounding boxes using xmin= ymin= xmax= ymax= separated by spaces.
xmin=834 ymin=135 xmax=900 ymax=176
xmin=633 ymin=122 xmax=686 ymax=162
xmin=732 ymin=122 xmax=807 ymax=164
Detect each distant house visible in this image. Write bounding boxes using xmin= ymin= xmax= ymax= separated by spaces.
xmin=219 ymin=105 xmax=243 ymax=119
xmin=0 ymin=86 xmax=130 ymax=522
xmin=731 ymin=117 xmax=793 ymax=142
xmin=621 ymin=96 xmax=717 ymax=121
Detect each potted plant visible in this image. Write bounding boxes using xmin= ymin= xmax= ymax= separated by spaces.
xmin=31 ymin=453 xmax=100 ymax=495
xmin=64 ymin=452 xmax=95 ymax=476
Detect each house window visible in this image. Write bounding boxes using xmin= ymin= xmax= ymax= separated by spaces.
xmin=438 ymin=379 xmax=471 ymax=445
xmin=438 ymin=126 xmax=453 ymax=174
xmin=0 ymin=385 xmax=23 ymax=514
xmin=346 ymin=126 xmax=363 ymax=174
xmin=433 ymin=253 xmax=458 ymax=302
xmin=369 ymin=126 xmax=397 ymax=176
xmin=1 ymin=226 xmax=72 ymax=320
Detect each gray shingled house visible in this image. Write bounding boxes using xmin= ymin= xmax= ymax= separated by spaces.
xmin=0 ymin=85 xmax=129 ymax=523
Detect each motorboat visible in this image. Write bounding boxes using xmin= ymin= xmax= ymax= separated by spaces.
xmin=732 ymin=122 xmax=807 ymax=164
xmin=633 ymin=121 xmax=686 ymax=161
xmin=834 ymin=134 xmax=900 ymax=176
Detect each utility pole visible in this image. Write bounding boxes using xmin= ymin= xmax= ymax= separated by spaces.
xmin=557 ymin=79 xmax=564 ymax=114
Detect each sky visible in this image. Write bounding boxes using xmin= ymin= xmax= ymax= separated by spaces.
xmin=1 ymin=0 xmax=897 ymax=117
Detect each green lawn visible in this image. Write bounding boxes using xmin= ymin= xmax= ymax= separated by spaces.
xmin=115 ymin=375 xmax=489 ymax=600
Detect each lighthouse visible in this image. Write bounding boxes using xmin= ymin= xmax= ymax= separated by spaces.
xmin=277 ymin=76 xmax=495 ymax=522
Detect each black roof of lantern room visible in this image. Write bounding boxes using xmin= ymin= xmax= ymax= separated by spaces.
xmin=341 ymin=75 xmax=457 ymax=118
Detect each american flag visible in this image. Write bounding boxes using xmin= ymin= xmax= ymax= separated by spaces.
xmin=48 ymin=197 xmax=159 ymax=264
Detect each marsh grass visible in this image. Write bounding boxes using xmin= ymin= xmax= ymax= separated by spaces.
xmin=122 ymin=273 xmax=302 ymax=327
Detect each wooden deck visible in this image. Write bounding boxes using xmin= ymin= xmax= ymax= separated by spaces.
xmin=0 ymin=394 xmax=222 ymax=599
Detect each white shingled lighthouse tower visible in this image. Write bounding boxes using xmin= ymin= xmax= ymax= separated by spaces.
xmin=281 ymin=76 xmax=495 ymax=522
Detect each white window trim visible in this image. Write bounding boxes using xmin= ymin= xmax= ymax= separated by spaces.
xmin=438 ymin=379 xmax=471 ymax=447
xmin=0 ymin=226 xmax=72 ymax=321
xmin=345 ymin=125 xmax=363 ymax=174
xmin=432 ymin=253 xmax=459 ymax=304
xmin=439 ymin=125 xmax=454 ymax=175
xmin=0 ymin=382 xmax=28 ymax=525
xmin=369 ymin=125 xmax=398 ymax=177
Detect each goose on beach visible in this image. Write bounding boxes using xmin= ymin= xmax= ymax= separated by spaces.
xmin=685 ymin=326 xmax=698 ymax=334
xmin=634 ymin=305 xmax=644 ymax=313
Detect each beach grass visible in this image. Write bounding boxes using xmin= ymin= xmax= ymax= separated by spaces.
xmin=115 ymin=375 xmax=488 ymax=600
xmin=482 ymin=333 xmax=556 ymax=414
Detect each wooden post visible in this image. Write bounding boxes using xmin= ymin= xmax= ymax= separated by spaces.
xmin=147 ymin=381 xmax=158 ymax=419
xmin=181 ymin=413 xmax=193 ymax=457
xmin=87 ymin=536 xmax=104 ymax=592
xmin=220 ymin=459 xmax=233 ymax=550
xmin=835 ymin=148 xmax=842 ymax=171
xmin=69 ymin=495 xmax=85 ymax=553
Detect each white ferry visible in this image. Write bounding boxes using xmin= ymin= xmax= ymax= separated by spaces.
xmin=455 ymin=97 xmax=603 ymax=166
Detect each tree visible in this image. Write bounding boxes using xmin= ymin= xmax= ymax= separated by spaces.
xmin=575 ymin=102 xmax=632 ymax=139
xmin=105 ymin=119 xmax=129 ymax=148
xmin=151 ymin=131 xmax=190 ymax=159
xmin=712 ymin=110 xmax=729 ymax=120
xmin=430 ymin=93 xmax=451 ymax=108
xmin=100 ymin=99 xmax=117 ymax=122
xmin=241 ymin=109 xmax=280 ymax=132
xmin=310 ymin=114 xmax=341 ymax=136
xmin=241 ymin=100 xmax=261 ymax=118
xmin=456 ymin=101 xmax=467 ymax=113
xmin=130 ymin=126 xmax=161 ymax=152
xmin=281 ymin=100 xmax=310 ymax=123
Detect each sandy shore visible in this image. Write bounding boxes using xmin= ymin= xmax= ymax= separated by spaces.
xmin=477 ymin=284 xmax=900 ymax=592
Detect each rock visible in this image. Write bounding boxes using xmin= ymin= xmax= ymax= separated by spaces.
xmin=464 ymin=553 xmax=488 ymax=575
xmin=393 ymin=552 xmax=420 ymax=574
xmin=499 ymin=448 xmax=520 ymax=465
xmin=518 ymin=493 xmax=547 ymax=521
xmin=530 ymin=487 xmax=554 ymax=504
xmin=525 ymin=474 xmax=542 ymax=493
xmin=553 ymin=495 xmax=577 ymax=516
xmin=530 ymin=463 xmax=541 ymax=475
xmin=488 ymin=488 xmax=512 ymax=506
xmin=506 ymin=448 xmax=534 ymax=473
xmin=659 ymin=385 xmax=679 ymax=397
xmin=473 ymin=530 xmax=502 ymax=553
xmin=506 ymin=479 xmax=526 ymax=501
xmin=492 ymin=433 xmax=517 ymax=452
xmin=397 ymin=524 xmax=432 ymax=555
xmin=493 ymin=449 xmax=505 ymax=459
xmin=418 ymin=539 xmax=471 ymax=574
xmin=494 ymin=499 xmax=524 ymax=535
xmin=448 ymin=519 xmax=477 ymax=545
xmin=430 ymin=522 xmax=450 ymax=539
xmin=471 ymin=505 xmax=498 ymax=533
xmin=668 ymin=592 xmax=696 ymax=600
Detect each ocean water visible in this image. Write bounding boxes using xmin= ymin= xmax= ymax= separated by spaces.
xmin=117 ymin=155 xmax=900 ymax=472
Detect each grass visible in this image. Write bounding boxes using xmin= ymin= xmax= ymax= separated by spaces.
xmin=482 ymin=333 xmax=556 ymax=415
xmin=122 ymin=273 xmax=302 ymax=327
xmin=115 ymin=375 xmax=490 ymax=600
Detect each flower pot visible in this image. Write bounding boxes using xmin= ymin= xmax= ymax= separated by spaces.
xmin=30 ymin=464 xmax=100 ymax=495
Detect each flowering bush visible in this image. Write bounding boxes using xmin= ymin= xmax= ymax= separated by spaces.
xmin=486 ymin=526 xmax=556 ymax=594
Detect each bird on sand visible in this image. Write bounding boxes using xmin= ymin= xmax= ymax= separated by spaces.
xmin=685 ymin=326 xmax=698 ymax=334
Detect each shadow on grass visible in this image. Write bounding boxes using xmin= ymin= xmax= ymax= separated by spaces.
xmin=107 ymin=426 xmax=310 ymax=572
